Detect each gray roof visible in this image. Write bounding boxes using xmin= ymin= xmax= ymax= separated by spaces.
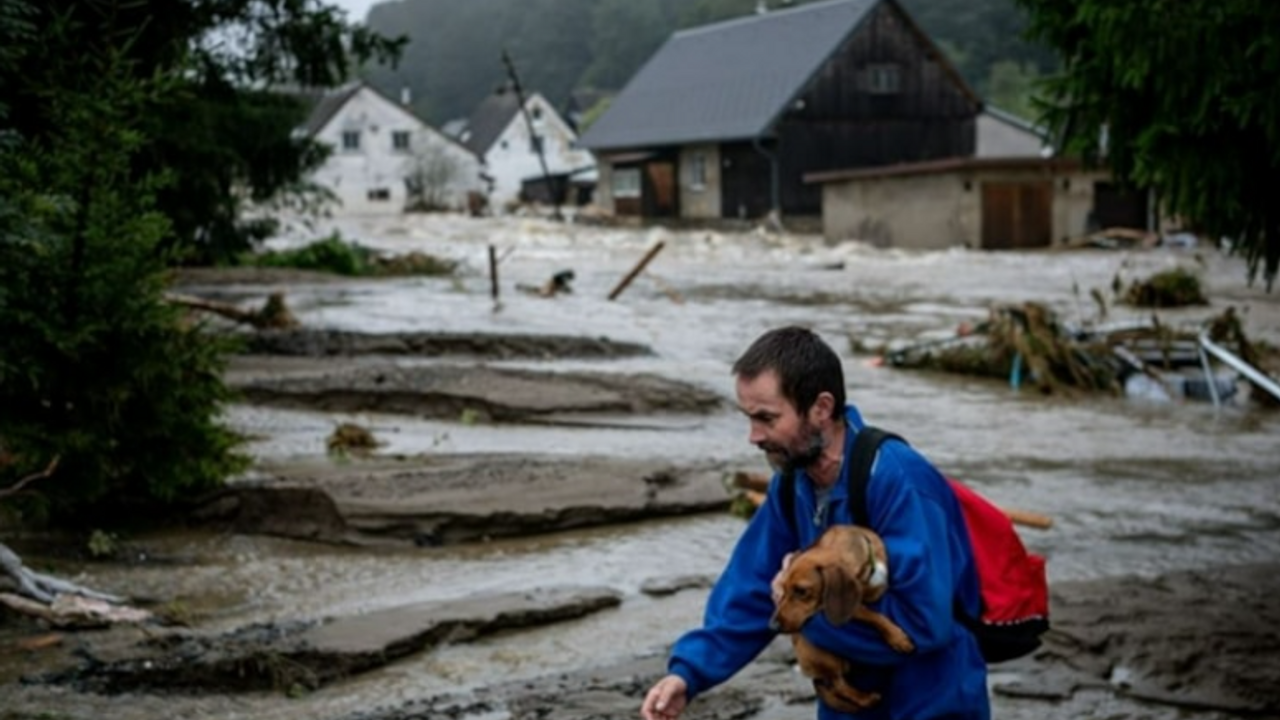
xmin=460 ymin=87 xmax=523 ymax=156
xmin=299 ymin=82 xmax=363 ymax=137
xmin=578 ymin=0 xmax=877 ymax=151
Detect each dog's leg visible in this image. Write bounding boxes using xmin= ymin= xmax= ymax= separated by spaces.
xmin=852 ymin=606 xmax=914 ymax=653
xmin=818 ymin=676 xmax=882 ymax=713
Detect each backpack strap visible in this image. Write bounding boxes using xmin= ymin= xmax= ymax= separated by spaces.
xmin=846 ymin=426 xmax=904 ymax=526
xmin=776 ymin=425 xmax=904 ymax=536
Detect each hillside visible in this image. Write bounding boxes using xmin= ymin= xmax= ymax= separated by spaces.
xmin=360 ymin=0 xmax=1055 ymax=127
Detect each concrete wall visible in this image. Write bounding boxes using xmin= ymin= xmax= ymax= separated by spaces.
xmin=312 ymin=87 xmax=483 ymax=216
xmin=822 ymin=165 xmax=1109 ymax=249
xmin=822 ymin=172 xmax=973 ymax=249
xmin=679 ymin=144 xmax=721 ymax=219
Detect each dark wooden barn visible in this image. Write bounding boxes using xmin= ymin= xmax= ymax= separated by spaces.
xmin=578 ymin=0 xmax=981 ymax=222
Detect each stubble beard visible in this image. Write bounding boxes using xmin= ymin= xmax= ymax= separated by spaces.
xmin=761 ymin=422 xmax=826 ymax=474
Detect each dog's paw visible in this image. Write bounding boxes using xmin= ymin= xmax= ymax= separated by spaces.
xmin=885 ymin=627 xmax=915 ymax=653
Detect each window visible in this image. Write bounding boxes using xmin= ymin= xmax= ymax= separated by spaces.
xmin=341 ymin=130 xmax=361 ymax=151
xmin=612 ymin=168 xmax=641 ymax=199
xmin=530 ymin=135 xmax=544 ymax=154
xmin=391 ymin=130 xmax=411 ymax=152
xmin=367 ymin=188 xmax=391 ymax=201
xmin=531 ymin=106 xmax=543 ymax=121
xmin=866 ymin=64 xmax=902 ymax=94
xmin=688 ymin=152 xmax=707 ymax=190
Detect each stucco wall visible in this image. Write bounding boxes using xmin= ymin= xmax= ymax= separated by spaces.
xmin=822 ymin=173 xmax=973 ymax=249
xmin=822 ymin=166 xmax=1109 ymax=249
xmin=679 ymin=145 xmax=721 ymax=219
xmin=313 ymin=87 xmax=483 ymax=216
xmin=1054 ymin=170 xmax=1110 ymax=243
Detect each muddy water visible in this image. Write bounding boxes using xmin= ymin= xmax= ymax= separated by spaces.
xmin=3 ymin=215 xmax=1279 ymax=719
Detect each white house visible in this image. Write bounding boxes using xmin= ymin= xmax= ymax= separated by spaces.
xmin=455 ymin=86 xmax=594 ymax=210
xmin=301 ymin=82 xmax=485 ymax=215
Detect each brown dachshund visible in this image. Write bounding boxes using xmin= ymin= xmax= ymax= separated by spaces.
xmin=770 ymin=525 xmax=914 ymax=713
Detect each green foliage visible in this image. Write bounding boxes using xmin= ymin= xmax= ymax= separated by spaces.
xmin=1123 ymin=268 xmax=1207 ymax=308
xmin=244 ymin=234 xmax=457 ymax=277
xmin=87 ymin=529 xmax=119 ymax=559
xmin=252 ymin=234 xmax=372 ymax=276
xmin=0 ymin=9 xmax=246 ymax=524
xmin=3 ymin=1 xmax=404 ymax=266
xmin=1015 ymin=0 xmax=1280 ymax=288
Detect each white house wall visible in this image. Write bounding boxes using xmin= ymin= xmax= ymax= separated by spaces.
xmin=483 ymin=94 xmax=593 ymax=208
xmin=312 ymin=87 xmax=483 ymax=215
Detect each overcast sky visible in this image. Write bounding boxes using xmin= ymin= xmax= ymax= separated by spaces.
xmin=332 ymin=0 xmax=378 ymax=23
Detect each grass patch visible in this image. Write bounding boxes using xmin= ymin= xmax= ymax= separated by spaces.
xmin=243 ymin=233 xmax=456 ymax=277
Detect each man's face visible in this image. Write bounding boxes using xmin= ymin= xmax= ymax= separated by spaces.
xmin=735 ymin=370 xmax=825 ymax=472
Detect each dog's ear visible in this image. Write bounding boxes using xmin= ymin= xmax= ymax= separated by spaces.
xmin=821 ymin=563 xmax=862 ymax=625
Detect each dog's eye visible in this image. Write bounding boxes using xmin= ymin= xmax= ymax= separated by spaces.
xmin=793 ymin=587 xmax=810 ymax=599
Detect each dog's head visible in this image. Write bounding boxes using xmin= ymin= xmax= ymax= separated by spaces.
xmin=770 ymin=528 xmax=883 ymax=633
xmin=769 ymin=547 xmax=867 ymax=633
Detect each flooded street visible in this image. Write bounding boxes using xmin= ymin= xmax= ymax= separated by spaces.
xmin=3 ymin=213 xmax=1279 ymax=719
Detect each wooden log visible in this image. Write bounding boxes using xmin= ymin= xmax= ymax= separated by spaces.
xmin=1002 ymin=507 xmax=1054 ymax=530
xmin=488 ymin=244 xmax=499 ymax=301
xmin=607 ymin=241 xmax=665 ymax=301
xmin=166 ymin=292 xmax=297 ymax=329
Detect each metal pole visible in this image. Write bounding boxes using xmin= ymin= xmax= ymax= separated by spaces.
xmin=1200 ymin=332 xmax=1280 ymax=402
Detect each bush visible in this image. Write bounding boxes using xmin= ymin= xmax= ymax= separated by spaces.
xmin=0 ymin=45 xmax=245 ymax=525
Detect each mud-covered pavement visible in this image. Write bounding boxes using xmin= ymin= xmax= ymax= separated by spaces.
xmin=2 ymin=213 xmax=1279 ymax=720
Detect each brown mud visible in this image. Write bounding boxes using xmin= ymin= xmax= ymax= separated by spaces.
xmin=5 ymin=248 xmax=1279 ymax=720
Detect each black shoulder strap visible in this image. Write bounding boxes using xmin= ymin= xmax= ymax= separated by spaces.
xmin=847 ymin=426 xmax=906 ymax=526
xmin=777 ymin=425 xmax=906 ymax=535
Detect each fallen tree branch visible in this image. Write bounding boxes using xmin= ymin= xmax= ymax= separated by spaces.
xmin=166 ymin=291 xmax=299 ymax=329
xmin=0 ymin=456 xmax=59 ymax=501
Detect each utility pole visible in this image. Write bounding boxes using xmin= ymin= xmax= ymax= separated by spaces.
xmin=501 ymin=48 xmax=563 ymax=221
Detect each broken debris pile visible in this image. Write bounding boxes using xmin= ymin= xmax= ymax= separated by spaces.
xmin=884 ymin=303 xmax=1279 ymax=407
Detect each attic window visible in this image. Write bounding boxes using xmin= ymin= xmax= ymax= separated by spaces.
xmin=531 ymin=106 xmax=543 ymax=121
xmin=392 ymin=130 xmax=411 ymax=151
xmin=342 ymin=130 xmax=361 ymax=151
xmin=866 ymin=64 xmax=902 ymax=94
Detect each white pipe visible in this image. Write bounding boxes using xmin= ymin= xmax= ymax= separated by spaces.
xmin=1199 ymin=332 xmax=1280 ymax=402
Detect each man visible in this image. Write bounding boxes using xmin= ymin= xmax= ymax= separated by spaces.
xmin=640 ymin=326 xmax=988 ymax=720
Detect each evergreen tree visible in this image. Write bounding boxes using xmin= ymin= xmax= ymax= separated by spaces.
xmin=0 ymin=4 xmax=243 ymax=522
xmin=1016 ymin=0 xmax=1280 ymax=287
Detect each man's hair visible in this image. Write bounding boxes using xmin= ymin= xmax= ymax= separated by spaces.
xmin=732 ymin=326 xmax=846 ymax=419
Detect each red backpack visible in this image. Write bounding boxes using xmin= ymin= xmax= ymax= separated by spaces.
xmin=779 ymin=426 xmax=1050 ymax=663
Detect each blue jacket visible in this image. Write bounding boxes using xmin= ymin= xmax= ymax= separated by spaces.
xmin=669 ymin=406 xmax=989 ymax=720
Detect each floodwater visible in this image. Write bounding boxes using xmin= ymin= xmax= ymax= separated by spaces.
xmin=3 ymin=213 xmax=1279 ymax=720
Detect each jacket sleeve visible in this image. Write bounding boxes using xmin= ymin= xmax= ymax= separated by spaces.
xmin=800 ymin=444 xmax=960 ymax=666
xmin=668 ymin=472 xmax=799 ymax=699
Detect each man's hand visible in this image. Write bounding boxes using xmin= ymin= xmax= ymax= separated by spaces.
xmin=640 ymin=674 xmax=688 ymax=720
xmin=770 ymin=551 xmax=797 ymax=605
